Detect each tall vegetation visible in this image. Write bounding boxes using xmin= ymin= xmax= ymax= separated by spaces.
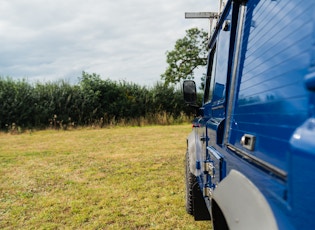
xmin=161 ymin=28 xmax=208 ymax=85
xmin=0 ymin=72 xmax=194 ymax=131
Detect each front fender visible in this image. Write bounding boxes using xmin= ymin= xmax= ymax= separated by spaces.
xmin=187 ymin=130 xmax=203 ymax=177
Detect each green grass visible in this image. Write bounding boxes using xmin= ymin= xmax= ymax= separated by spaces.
xmin=0 ymin=125 xmax=211 ymax=229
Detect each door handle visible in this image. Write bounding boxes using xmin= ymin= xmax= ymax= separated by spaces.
xmin=240 ymin=134 xmax=256 ymax=151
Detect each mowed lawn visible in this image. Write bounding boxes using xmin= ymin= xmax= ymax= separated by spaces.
xmin=0 ymin=125 xmax=211 ymax=229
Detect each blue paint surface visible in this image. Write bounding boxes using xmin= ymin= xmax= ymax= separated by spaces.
xmin=188 ymin=0 xmax=315 ymax=228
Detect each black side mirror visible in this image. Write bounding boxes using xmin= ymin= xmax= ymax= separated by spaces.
xmin=183 ymin=80 xmax=197 ymax=106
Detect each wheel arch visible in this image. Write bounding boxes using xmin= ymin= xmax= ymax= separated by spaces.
xmin=211 ymin=170 xmax=278 ymax=230
xmin=187 ymin=130 xmax=202 ymax=177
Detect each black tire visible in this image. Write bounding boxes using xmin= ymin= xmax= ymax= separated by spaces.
xmin=185 ymin=150 xmax=197 ymax=215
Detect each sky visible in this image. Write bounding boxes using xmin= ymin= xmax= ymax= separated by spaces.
xmin=0 ymin=0 xmax=218 ymax=86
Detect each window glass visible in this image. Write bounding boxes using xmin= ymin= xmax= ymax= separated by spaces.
xmin=213 ymin=29 xmax=230 ymax=102
xmin=204 ymin=45 xmax=217 ymax=104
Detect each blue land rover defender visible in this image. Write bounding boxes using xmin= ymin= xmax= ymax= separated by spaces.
xmin=183 ymin=0 xmax=315 ymax=229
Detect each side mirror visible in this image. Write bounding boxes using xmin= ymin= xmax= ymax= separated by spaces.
xmin=183 ymin=80 xmax=197 ymax=106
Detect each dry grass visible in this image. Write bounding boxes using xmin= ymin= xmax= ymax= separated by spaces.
xmin=0 ymin=125 xmax=211 ymax=229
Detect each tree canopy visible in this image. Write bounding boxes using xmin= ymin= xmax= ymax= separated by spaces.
xmin=161 ymin=28 xmax=208 ymax=85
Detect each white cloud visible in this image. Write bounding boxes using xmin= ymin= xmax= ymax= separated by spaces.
xmin=0 ymin=0 xmax=217 ymax=85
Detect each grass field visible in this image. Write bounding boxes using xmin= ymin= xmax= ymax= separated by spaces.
xmin=0 ymin=125 xmax=211 ymax=229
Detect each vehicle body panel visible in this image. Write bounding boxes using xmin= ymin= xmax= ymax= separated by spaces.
xmin=184 ymin=0 xmax=315 ymax=229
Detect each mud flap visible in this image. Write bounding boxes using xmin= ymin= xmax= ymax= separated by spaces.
xmin=192 ymin=182 xmax=211 ymax=221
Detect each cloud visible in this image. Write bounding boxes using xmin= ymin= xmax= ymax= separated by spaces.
xmin=0 ymin=0 xmax=216 ymax=85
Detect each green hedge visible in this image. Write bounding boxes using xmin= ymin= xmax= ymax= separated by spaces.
xmin=0 ymin=72 xmax=195 ymax=130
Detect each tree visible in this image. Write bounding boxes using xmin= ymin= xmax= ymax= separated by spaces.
xmin=161 ymin=28 xmax=208 ymax=85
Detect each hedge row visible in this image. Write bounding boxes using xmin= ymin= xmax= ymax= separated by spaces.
xmin=0 ymin=72 xmax=194 ymax=130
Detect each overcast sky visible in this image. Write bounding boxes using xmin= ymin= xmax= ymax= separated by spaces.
xmin=0 ymin=0 xmax=217 ymax=86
